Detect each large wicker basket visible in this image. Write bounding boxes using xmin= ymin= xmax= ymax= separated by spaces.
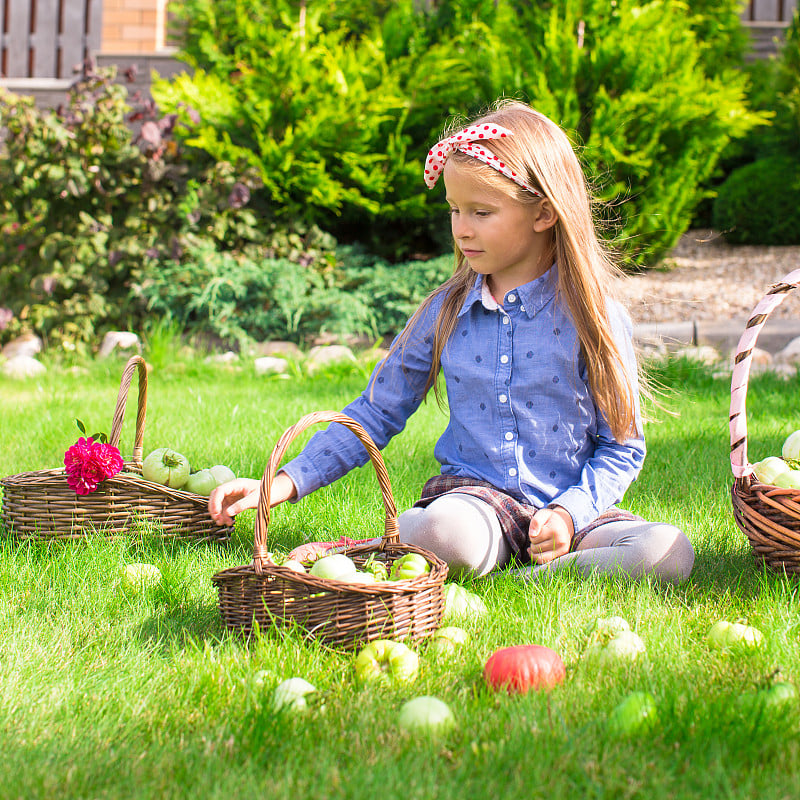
xmin=212 ymin=410 xmax=448 ymax=649
xmin=730 ymin=268 xmax=800 ymax=573
xmin=1 ymin=355 xmax=233 ymax=542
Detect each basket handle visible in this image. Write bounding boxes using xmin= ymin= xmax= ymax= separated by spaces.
xmin=730 ymin=268 xmax=800 ymax=481
xmin=252 ymin=411 xmax=399 ymax=573
xmin=108 ymin=355 xmax=148 ymax=466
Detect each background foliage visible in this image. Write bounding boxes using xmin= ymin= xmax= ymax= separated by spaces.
xmin=0 ymin=0 xmax=788 ymax=352
xmin=160 ymin=0 xmax=762 ymax=264
xmin=712 ymin=10 xmax=800 ymax=244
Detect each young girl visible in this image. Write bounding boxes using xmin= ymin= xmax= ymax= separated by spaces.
xmin=208 ymin=100 xmax=695 ymax=583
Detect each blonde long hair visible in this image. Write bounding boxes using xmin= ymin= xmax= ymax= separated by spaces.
xmin=386 ymin=100 xmax=640 ymax=443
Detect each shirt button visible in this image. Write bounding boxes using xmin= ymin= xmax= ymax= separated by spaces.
xmin=507 ymin=293 xmax=517 ymax=303
xmin=520 ymin=305 xmax=526 ymax=312
xmin=502 ymin=316 xmax=510 ymax=325
xmin=508 ymin=467 xmax=517 ymax=477
xmin=505 ymin=432 xmax=513 ymax=441
xmin=500 ymin=354 xmax=509 ymax=364
xmin=499 ymin=394 xmax=508 ymax=403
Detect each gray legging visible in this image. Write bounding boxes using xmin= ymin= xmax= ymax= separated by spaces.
xmin=397 ymin=492 xmax=695 ymax=583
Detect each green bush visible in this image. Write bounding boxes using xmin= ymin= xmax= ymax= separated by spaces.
xmin=0 ymin=66 xmax=333 ymax=349
xmin=162 ymin=0 xmax=762 ymax=266
xmin=135 ymin=239 xmax=454 ymax=347
xmin=712 ymin=156 xmax=800 ymax=245
xmin=709 ymin=11 xmax=800 ymax=244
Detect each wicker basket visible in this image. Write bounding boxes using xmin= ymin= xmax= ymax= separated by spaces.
xmin=212 ymin=410 xmax=448 ymax=649
xmin=1 ymin=355 xmax=233 ymax=542
xmin=730 ymin=268 xmax=800 ymax=573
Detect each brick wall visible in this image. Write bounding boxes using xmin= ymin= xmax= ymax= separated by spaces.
xmin=100 ymin=0 xmax=168 ymax=54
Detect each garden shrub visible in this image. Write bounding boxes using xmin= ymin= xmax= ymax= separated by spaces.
xmin=712 ymin=155 xmax=800 ymax=245
xmin=162 ymin=0 xmax=762 ymax=266
xmin=709 ymin=11 xmax=800 ymax=244
xmin=0 ymin=65 xmax=332 ymax=349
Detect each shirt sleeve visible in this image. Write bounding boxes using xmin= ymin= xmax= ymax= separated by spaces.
xmin=547 ymin=302 xmax=646 ymax=532
xmin=280 ymin=300 xmax=439 ymax=500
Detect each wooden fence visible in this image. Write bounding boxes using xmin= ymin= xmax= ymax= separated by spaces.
xmin=1 ymin=0 xmax=101 ymax=80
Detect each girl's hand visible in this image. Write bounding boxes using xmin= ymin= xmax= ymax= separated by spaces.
xmin=208 ymin=471 xmax=297 ymax=526
xmin=528 ymin=506 xmax=574 ymax=564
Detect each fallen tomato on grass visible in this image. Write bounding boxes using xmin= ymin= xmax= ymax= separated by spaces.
xmin=607 ymin=691 xmax=658 ymax=737
xmin=428 ymin=626 xmax=469 ymax=655
xmin=585 ymin=630 xmax=646 ymax=664
xmin=484 ymin=645 xmax=566 ymax=693
xmin=272 ymin=678 xmax=319 ymax=713
xmin=398 ymin=696 xmax=455 ymax=735
xmin=121 ymin=562 xmax=162 ymax=590
xmin=707 ymin=620 xmax=764 ymax=652
xmin=354 ymin=639 xmax=419 ymax=685
xmin=442 ymin=583 xmax=487 ymax=622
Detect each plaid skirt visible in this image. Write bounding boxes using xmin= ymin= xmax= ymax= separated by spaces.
xmin=414 ymin=475 xmax=642 ymax=564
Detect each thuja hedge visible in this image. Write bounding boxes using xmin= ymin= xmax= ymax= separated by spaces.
xmin=712 ymin=11 xmax=800 ymax=245
xmin=160 ymin=0 xmax=764 ymax=265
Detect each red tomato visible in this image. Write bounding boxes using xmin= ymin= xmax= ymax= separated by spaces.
xmin=484 ymin=645 xmax=566 ymax=693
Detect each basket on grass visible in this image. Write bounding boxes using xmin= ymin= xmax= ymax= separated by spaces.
xmin=212 ymin=410 xmax=448 ymax=649
xmin=730 ymin=267 xmax=800 ymax=573
xmin=1 ymin=355 xmax=232 ymax=543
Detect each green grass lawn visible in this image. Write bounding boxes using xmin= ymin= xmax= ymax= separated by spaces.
xmin=2 ymin=353 xmax=800 ymax=799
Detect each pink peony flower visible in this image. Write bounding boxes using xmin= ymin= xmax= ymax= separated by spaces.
xmin=64 ymin=437 xmax=124 ymax=495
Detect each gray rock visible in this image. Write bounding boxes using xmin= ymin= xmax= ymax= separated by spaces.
xmin=254 ymin=356 xmax=289 ymax=375
xmin=3 ymin=355 xmax=46 ymax=378
xmin=98 ymin=331 xmax=141 ymax=358
xmin=205 ymin=351 xmax=239 ymax=364
xmin=2 ymin=333 xmax=43 ymax=359
xmin=306 ymin=344 xmax=356 ymax=371
xmin=774 ymin=336 xmax=800 ymax=366
xmin=250 ymin=341 xmax=303 ymax=359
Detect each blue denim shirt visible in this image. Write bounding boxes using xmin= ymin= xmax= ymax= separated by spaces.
xmin=282 ymin=265 xmax=645 ymax=532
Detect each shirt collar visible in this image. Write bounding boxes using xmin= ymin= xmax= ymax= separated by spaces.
xmin=458 ymin=264 xmax=558 ymax=319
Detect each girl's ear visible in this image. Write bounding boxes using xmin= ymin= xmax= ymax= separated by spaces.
xmin=532 ymin=198 xmax=558 ymax=233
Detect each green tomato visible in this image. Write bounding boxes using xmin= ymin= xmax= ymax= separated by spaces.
xmin=309 ymin=554 xmax=357 ymax=581
xmin=782 ymin=430 xmax=800 ymax=461
xmin=707 ymin=620 xmax=764 ymax=651
xmin=348 ymin=571 xmax=377 ymax=584
xmin=390 ymin=552 xmax=431 ymax=581
xmin=184 ymin=468 xmax=217 ymax=496
xmin=209 ymin=464 xmax=236 ymax=485
xmin=398 ymin=696 xmax=455 ymax=735
xmin=272 ymin=677 xmax=317 ymax=713
xmin=121 ymin=562 xmax=161 ymax=590
xmin=586 ymin=630 xmax=646 ymax=663
xmin=142 ymin=447 xmax=191 ymax=488
xmin=362 ymin=554 xmax=389 ymax=582
xmin=752 ymin=456 xmax=790 ymax=485
xmin=428 ymin=626 xmax=469 ymax=654
xmin=773 ymin=470 xmax=800 ymax=490
xmin=589 ymin=616 xmax=631 ymax=645
xmin=354 ymin=639 xmax=419 ymax=685
xmin=607 ymin=692 xmax=658 ymax=737
xmin=762 ymin=681 xmax=798 ymax=707
xmin=442 ymin=583 xmax=488 ymax=621
xmin=737 ymin=681 xmax=797 ymax=715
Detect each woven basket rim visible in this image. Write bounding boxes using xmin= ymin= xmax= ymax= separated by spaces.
xmin=730 ymin=268 xmax=800 ymax=485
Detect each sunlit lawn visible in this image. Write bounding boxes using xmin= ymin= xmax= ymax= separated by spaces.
xmin=1 ymin=353 xmax=800 ymax=799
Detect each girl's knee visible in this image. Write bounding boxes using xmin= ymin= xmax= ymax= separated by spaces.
xmin=398 ymin=494 xmax=507 ymax=577
xmin=643 ymin=524 xmax=695 ymax=583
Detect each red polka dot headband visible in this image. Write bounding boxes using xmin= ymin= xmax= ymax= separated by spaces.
xmin=423 ymin=123 xmax=542 ymax=196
